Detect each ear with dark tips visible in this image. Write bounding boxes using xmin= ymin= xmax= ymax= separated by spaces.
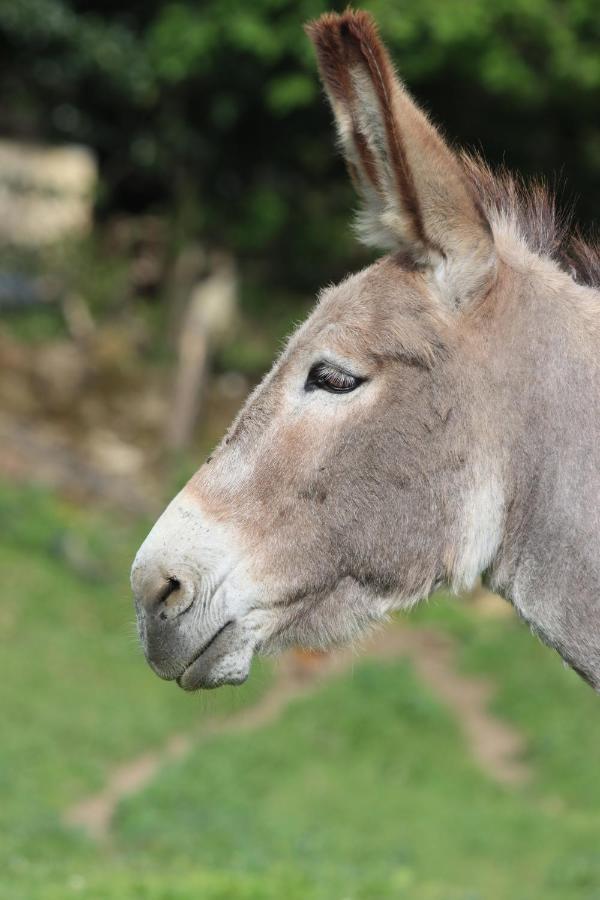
xmin=305 ymin=9 xmax=496 ymax=308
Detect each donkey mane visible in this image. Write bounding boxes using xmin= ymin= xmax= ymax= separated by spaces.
xmin=462 ymin=154 xmax=600 ymax=288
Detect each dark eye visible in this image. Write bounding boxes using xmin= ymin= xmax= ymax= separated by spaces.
xmin=305 ymin=362 xmax=364 ymax=394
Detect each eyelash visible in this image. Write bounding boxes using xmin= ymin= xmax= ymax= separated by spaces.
xmin=305 ymin=362 xmax=365 ymax=394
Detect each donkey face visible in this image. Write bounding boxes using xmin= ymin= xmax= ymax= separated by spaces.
xmin=131 ymin=11 xmax=502 ymax=689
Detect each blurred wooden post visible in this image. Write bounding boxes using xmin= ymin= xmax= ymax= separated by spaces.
xmin=166 ymin=244 xmax=207 ymax=348
xmin=167 ymin=254 xmax=237 ymax=452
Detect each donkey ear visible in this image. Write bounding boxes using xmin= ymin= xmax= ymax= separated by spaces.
xmin=305 ymin=10 xmax=496 ymax=305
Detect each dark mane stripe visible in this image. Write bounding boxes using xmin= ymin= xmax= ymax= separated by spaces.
xmin=462 ymin=153 xmax=600 ymax=288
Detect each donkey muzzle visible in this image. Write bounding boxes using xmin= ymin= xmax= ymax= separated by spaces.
xmin=130 ymin=491 xmax=255 ymax=689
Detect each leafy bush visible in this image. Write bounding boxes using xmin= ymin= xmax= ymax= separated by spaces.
xmin=0 ymin=0 xmax=598 ymax=301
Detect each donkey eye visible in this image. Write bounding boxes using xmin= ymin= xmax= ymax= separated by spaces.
xmin=305 ymin=362 xmax=364 ymax=394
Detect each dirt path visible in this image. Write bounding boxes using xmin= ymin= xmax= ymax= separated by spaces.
xmin=64 ymin=623 xmax=529 ymax=840
xmin=373 ymin=627 xmax=529 ymax=785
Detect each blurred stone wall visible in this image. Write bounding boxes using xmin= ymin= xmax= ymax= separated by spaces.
xmin=0 ymin=140 xmax=96 ymax=246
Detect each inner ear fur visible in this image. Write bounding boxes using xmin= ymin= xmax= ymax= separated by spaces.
xmin=305 ymin=9 xmax=496 ymax=306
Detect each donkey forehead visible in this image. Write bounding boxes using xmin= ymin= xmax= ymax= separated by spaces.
xmin=286 ymin=256 xmax=444 ymax=365
xmin=315 ymin=257 xmax=416 ymax=322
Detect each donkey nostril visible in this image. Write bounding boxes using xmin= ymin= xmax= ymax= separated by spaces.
xmin=159 ymin=577 xmax=181 ymax=604
xmin=157 ymin=577 xmax=181 ymax=617
xmin=136 ymin=572 xmax=194 ymax=619
xmin=152 ymin=575 xmax=195 ymax=621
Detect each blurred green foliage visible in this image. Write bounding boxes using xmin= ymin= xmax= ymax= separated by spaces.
xmin=0 ymin=0 xmax=598 ymax=305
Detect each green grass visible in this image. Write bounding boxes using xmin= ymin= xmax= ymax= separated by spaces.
xmin=0 ymin=482 xmax=270 ymax=899
xmin=2 ymin=481 xmax=600 ymax=899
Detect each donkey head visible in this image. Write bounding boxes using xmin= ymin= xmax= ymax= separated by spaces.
xmin=131 ymin=10 xmax=504 ymax=690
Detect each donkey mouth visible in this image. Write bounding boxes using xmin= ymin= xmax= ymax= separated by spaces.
xmin=176 ymin=620 xmax=250 ymax=690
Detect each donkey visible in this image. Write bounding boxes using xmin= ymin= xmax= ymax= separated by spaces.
xmin=131 ymin=10 xmax=600 ymax=692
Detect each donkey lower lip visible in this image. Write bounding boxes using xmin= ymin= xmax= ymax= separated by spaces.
xmin=176 ymin=620 xmax=234 ymax=688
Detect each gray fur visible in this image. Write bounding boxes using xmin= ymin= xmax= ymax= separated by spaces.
xmin=131 ymin=11 xmax=600 ymax=692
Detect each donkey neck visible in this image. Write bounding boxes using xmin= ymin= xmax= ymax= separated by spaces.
xmin=486 ymin=254 xmax=600 ymax=688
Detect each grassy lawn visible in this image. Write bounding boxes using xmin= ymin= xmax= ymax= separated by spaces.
xmin=0 ymin=483 xmax=270 ymax=899
xmin=2 ymin=482 xmax=599 ymax=899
